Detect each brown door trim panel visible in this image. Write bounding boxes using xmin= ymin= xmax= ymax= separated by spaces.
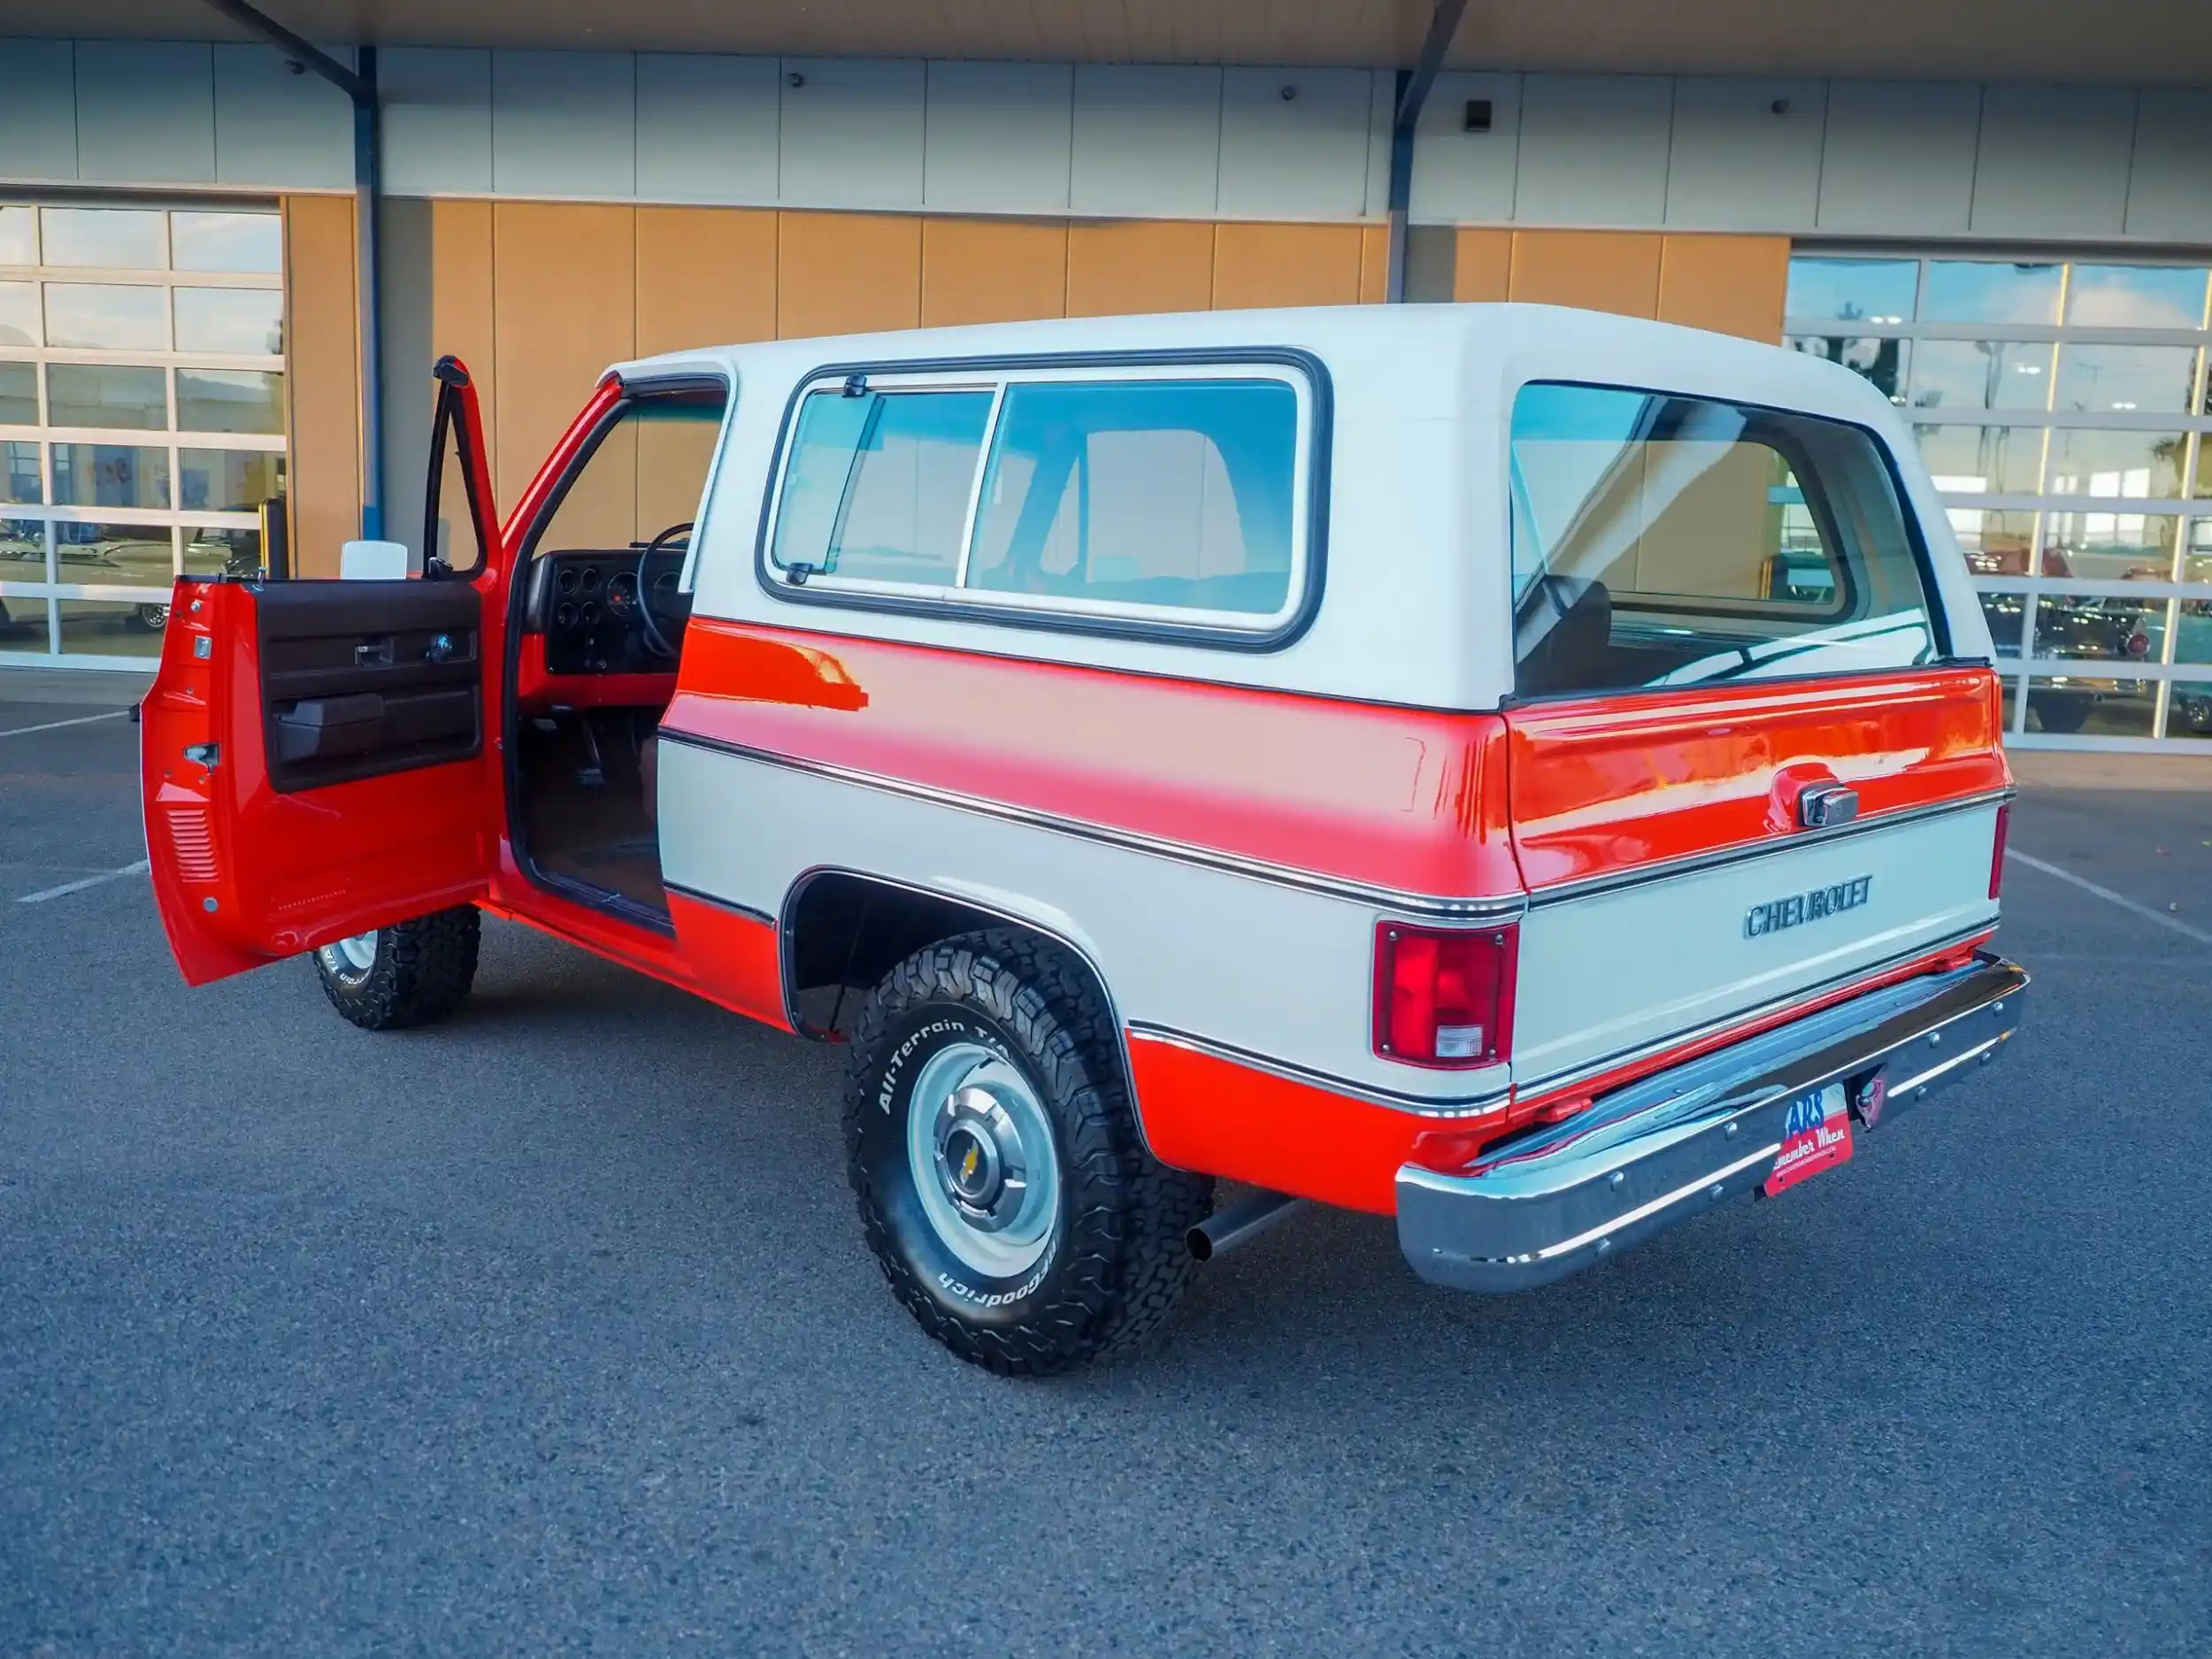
xmin=256 ymin=580 xmax=482 ymax=793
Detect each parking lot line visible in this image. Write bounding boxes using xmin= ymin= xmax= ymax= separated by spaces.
xmin=0 ymin=710 xmax=129 ymax=741
xmin=2006 ymin=846 xmax=2212 ymax=946
xmin=16 ymin=859 xmax=150 ymax=905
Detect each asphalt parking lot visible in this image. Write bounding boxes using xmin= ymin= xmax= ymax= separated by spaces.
xmin=2 ymin=697 xmax=2206 ymax=1658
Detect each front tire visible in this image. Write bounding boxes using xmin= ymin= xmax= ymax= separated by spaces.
xmin=311 ymin=905 xmax=481 ymax=1031
xmin=844 ymin=930 xmax=1212 ymax=1376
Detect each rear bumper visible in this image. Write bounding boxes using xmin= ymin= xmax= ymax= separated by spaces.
xmin=1396 ymin=953 xmax=2027 ymax=1292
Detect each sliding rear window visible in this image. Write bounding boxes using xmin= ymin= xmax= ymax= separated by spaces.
xmin=1509 ymin=381 xmax=1939 ymax=697
xmin=762 ymin=362 xmax=1314 ymax=641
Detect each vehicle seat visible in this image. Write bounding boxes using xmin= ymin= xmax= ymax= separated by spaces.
xmin=1513 ymin=576 xmax=1613 ymax=695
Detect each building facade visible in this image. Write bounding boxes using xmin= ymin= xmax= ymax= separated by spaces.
xmin=2 ymin=17 xmax=2210 ymax=750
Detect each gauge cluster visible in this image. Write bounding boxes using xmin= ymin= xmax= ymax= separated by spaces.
xmin=528 ymin=549 xmax=688 ymax=674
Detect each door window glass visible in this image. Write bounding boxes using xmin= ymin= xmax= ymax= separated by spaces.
xmin=0 ymin=361 xmax=35 ymax=424
xmin=0 ymin=202 xmax=277 ymax=665
xmin=2064 ymin=266 xmax=2211 ymax=330
xmin=1788 ymin=335 xmax=1908 ymax=403
xmin=170 ymin=211 xmax=282 ymax=275
xmin=1921 ymin=262 xmax=2062 ymax=326
xmin=47 ymin=365 xmax=166 ymax=430
xmin=1782 ymin=258 xmax=1916 ymax=325
xmin=176 ymin=369 xmax=283 ymax=434
xmin=0 ymin=206 xmax=34 ymax=265
xmin=40 ymin=208 xmax=163 ymax=270
xmin=426 ymin=391 xmax=485 ymax=576
xmin=173 ymin=288 xmax=284 ymax=355
xmin=0 ymin=280 xmax=37 ymax=345
xmin=966 ymin=380 xmax=1297 ymax=618
xmin=45 ymin=283 xmax=165 ymax=349
xmin=51 ymin=442 xmax=170 ymax=509
xmin=769 ymin=388 xmax=992 ymax=586
xmin=1508 ymin=381 xmax=1936 ymax=695
xmin=1907 ymin=340 xmax=2052 ymax=411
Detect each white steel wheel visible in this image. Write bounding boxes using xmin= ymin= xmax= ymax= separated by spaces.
xmin=903 ymin=1041 xmax=1064 ymax=1280
xmin=318 ymin=930 xmax=380 ymax=983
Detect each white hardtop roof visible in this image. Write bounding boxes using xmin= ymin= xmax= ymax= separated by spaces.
xmin=612 ymin=302 xmax=1892 ymax=431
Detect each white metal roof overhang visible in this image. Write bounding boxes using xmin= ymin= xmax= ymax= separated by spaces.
xmin=4 ymin=0 xmax=2209 ymax=86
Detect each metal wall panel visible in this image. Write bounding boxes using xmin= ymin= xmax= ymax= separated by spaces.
xmin=380 ymin=48 xmax=493 ymax=196
xmin=1971 ymin=84 xmax=2138 ymax=237
xmin=2125 ymin=88 xmax=2212 ymax=242
xmin=1514 ymin=74 xmax=1672 ymax=227
xmin=491 ymin=50 xmax=636 ymax=200
xmin=924 ymin=61 xmax=1072 ymax=214
xmin=1068 ymin=65 xmax=1221 ymax=219
xmin=1409 ymin=72 xmax=1521 ymax=226
xmin=1217 ymin=65 xmax=1374 ymax=220
xmin=1664 ymin=78 xmax=1824 ymax=231
xmin=634 ymin=54 xmax=780 ymax=206
xmin=778 ymin=58 xmax=925 ymax=211
xmin=1816 ymin=81 xmax=1981 ymax=234
xmin=73 ymin=41 xmax=216 ymax=185
xmin=213 ymin=43 xmax=351 ymax=190
xmin=0 ymin=40 xmax=78 ymax=182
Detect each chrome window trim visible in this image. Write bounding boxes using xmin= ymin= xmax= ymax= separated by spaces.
xmin=750 ymin=347 xmax=1333 ymax=654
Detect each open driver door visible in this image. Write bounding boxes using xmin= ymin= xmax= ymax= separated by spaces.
xmin=142 ymin=358 xmax=510 ymax=985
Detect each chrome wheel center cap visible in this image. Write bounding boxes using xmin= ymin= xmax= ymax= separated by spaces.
xmin=933 ymin=1083 xmax=1028 ymax=1231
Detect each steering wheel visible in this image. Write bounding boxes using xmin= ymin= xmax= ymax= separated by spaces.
xmin=634 ymin=520 xmax=692 ymax=661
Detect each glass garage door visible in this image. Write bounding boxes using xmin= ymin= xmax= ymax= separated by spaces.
xmin=1787 ymin=253 xmax=2212 ymax=749
xmin=0 ymin=202 xmax=285 ymax=668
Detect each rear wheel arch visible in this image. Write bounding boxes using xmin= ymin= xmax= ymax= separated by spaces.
xmin=779 ymin=871 xmax=1130 ymax=1058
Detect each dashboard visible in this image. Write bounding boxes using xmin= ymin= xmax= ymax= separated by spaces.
xmin=526 ymin=549 xmax=690 ymax=676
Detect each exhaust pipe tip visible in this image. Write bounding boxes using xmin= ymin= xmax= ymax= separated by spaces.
xmin=1187 ymin=1190 xmax=1302 ymax=1263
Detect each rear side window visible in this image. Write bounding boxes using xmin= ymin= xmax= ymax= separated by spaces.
xmin=968 ymin=380 xmax=1297 ymax=617
xmin=1509 ymin=382 xmax=1939 ymax=696
xmin=770 ymin=388 xmax=994 ymax=586
xmin=762 ymin=365 xmax=1313 ymax=637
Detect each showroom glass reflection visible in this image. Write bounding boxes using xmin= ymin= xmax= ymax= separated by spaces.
xmin=0 ymin=204 xmax=283 ymax=662
xmin=1789 ymin=257 xmax=2212 ymax=744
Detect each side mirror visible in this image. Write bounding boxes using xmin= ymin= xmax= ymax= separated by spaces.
xmin=339 ymin=540 xmax=411 ymax=580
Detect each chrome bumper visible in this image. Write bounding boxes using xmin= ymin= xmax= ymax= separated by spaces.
xmin=1396 ymin=954 xmax=2027 ymax=1293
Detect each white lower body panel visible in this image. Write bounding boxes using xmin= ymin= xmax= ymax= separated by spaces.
xmin=655 ymin=739 xmax=1511 ymax=1110
xmin=1510 ymin=804 xmax=2002 ymax=1089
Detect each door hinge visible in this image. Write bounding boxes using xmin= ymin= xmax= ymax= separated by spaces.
xmin=182 ymin=741 xmax=219 ymax=771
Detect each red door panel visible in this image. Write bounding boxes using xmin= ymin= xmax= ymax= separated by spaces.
xmin=142 ymin=358 xmax=511 ymax=987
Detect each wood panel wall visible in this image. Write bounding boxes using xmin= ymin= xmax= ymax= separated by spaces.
xmin=343 ymin=208 xmax=1792 ymax=554
xmin=1408 ymin=226 xmax=1791 ymax=341
xmin=280 ymin=195 xmax=361 ymax=579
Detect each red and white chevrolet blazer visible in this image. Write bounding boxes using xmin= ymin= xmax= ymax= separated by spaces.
xmin=141 ymin=304 xmax=2027 ymax=1374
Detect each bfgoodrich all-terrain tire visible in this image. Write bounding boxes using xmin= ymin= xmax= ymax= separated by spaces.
xmin=311 ymin=905 xmax=481 ymax=1031
xmin=845 ymin=929 xmax=1213 ymax=1376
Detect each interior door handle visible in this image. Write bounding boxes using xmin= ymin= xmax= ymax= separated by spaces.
xmin=355 ymin=639 xmax=393 ymax=667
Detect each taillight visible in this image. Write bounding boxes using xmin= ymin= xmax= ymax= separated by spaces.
xmin=1990 ymin=803 xmax=2010 ymax=899
xmin=1373 ymin=923 xmax=1518 ymax=1069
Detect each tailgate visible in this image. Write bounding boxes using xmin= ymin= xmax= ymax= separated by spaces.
xmin=1503 ymin=665 xmax=2008 ymax=1092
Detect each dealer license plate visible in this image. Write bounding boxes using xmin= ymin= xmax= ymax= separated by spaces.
xmin=1761 ymin=1081 xmax=1854 ymax=1198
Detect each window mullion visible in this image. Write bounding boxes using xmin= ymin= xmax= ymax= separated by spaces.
xmin=953 ymin=382 xmax=1007 ymax=591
